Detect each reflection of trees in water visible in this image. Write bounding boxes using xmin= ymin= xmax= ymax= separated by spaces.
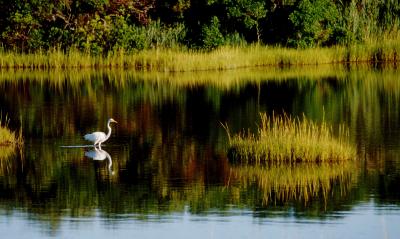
xmin=2 ymin=67 xmax=400 ymax=150
xmin=0 ymin=67 xmax=400 ymax=231
xmin=360 ymin=149 xmax=400 ymax=204
xmin=290 ymin=68 xmax=400 ymax=153
xmin=0 ymin=67 xmax=345 ymax=138
xmin=0 ymin=116 xmax=363 ymax=233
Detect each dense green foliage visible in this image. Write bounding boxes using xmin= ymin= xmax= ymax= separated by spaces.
xmin=0 ymin=0 xmax=399 ymax=53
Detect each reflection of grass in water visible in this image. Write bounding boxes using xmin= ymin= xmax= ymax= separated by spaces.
xmin=0 ymin=65 xmax=345 ymax=87
xmin=230 ymin=162 xmax=358 ymax=205
xmin=0 ymin=146 xmax=17 ymax=178
xmin=0 ymin=118 xmax=23 ymax=172
xmin=0 ymin=121 xmax=22 ymax=182
xmin=3 ymin=66 xmax=399 ymax=114
xmin=226 ymin=113 xmax=356 ymax=163
xmin=1 ymin=65 xmax=399 ymax=90
xmin=0 ymin=135 xmax=359 ymax=223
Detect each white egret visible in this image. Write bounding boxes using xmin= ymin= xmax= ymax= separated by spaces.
xmin=84 ymin=118 xmax=117 ymax=148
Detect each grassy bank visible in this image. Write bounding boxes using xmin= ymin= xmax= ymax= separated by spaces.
xmin=1 ymin=38 xmax=399 ymax=71
xmin=225 ymin=113 xmax=356 ymax=163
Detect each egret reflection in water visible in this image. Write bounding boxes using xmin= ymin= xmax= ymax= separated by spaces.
xmin=85 ymin=148 xmax=114 ymax=175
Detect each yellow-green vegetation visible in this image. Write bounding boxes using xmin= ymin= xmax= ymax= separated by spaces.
xmin=230 ymin=161 xmax=358 ymax=205
xmin=0 ymin=120 xmax=22 ymax=147
xmin=0 ymin=125 xmax=14 ymax=146
xmin=0 ymin=65 xmax=346 ymax=90
xmin=0 ymin=125 xmax=22 ymax=146
xmin=0 ymin=118 xmax=23 ymax=167
xmin=0 ymin=143 xmax=17 ymax=162
xmin=0 ymin=39 xmax=399 ymax=71
xmin=225 ymin=113 xmax=356 ymax=163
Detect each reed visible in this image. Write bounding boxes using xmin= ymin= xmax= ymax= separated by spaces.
xmin=0 ymin=40 xmax=399 ymax=71
xmin=0 ymin=118 xmax=22 ymax=175
xmin=225 ymin=112 xmax=356 ymax=163
xmin=0 ymin=116 xmax=23 ymax=147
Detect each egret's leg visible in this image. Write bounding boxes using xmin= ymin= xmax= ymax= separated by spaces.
xmin=94 ymin=140 xmax=100 ymax=148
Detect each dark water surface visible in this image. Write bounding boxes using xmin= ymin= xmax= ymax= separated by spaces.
xmin=0 ymin=67 xmax=399 ymax=238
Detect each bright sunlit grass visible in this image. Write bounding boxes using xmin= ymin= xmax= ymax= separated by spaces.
xmin=0 ymin=39 xmax=399 ymax=71
xmin=224 ymin=112 xmax=356 ymax=163
xmin=0 ymin=116 xmax=23 ymax=147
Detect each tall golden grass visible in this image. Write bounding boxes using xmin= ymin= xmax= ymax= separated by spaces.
xmin=0 ymin=117 xmax=23 ymax=147
xmin=0 ymin=39 xmax=399 ymax=71
xmin=225 ymin=112 xmax=356 ymax=163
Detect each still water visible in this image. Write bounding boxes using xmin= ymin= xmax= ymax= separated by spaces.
xmin=0 ymin=67 xmax=399 ymax=238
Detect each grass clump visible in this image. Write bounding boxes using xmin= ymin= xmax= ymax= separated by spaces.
xmin=225 ymin=112 xmax=356 ymax=163
xmin=0 ymin=116 xmax=23 ymax=147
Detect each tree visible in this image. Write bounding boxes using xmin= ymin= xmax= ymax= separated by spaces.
xmin=289 ymin=0 xmax=340 ymax=47
xmin=201 ymin=16 xmax=225 ymax=49
xmin=208 ymin=0 xmax=267 ymax=42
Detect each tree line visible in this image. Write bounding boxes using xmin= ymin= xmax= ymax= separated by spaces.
xmin=1 ymin=0 xmax=399 ymax=53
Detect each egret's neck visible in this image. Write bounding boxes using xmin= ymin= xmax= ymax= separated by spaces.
xmin=106 ymin=121 xmax=112 ymax=140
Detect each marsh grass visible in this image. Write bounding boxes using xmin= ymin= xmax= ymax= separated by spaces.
xmin=0 ymin=40 xmax=399 ymax=71
xmin=0 ymin=117 xmax=22 ymax=175
xmin=0 ymin=116 xmax=23 ymax=147
xmin=225 ymin=113 xmax=356 ymax=163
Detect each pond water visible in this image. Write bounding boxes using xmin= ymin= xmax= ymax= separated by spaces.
xmin=0 ymin=66 xmax=399 ymax=238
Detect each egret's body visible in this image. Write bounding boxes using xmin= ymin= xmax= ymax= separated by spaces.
xmin=84 ymin=118 xmax=117 ymax=148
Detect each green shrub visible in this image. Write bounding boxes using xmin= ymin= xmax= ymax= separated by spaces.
xmin=1 ymin=11 xmax=43 ymax=51
xmin=201 ymin=16 xmax=226 ymax=50
xmin=289 ymin=0 xmax=340 ymax=47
